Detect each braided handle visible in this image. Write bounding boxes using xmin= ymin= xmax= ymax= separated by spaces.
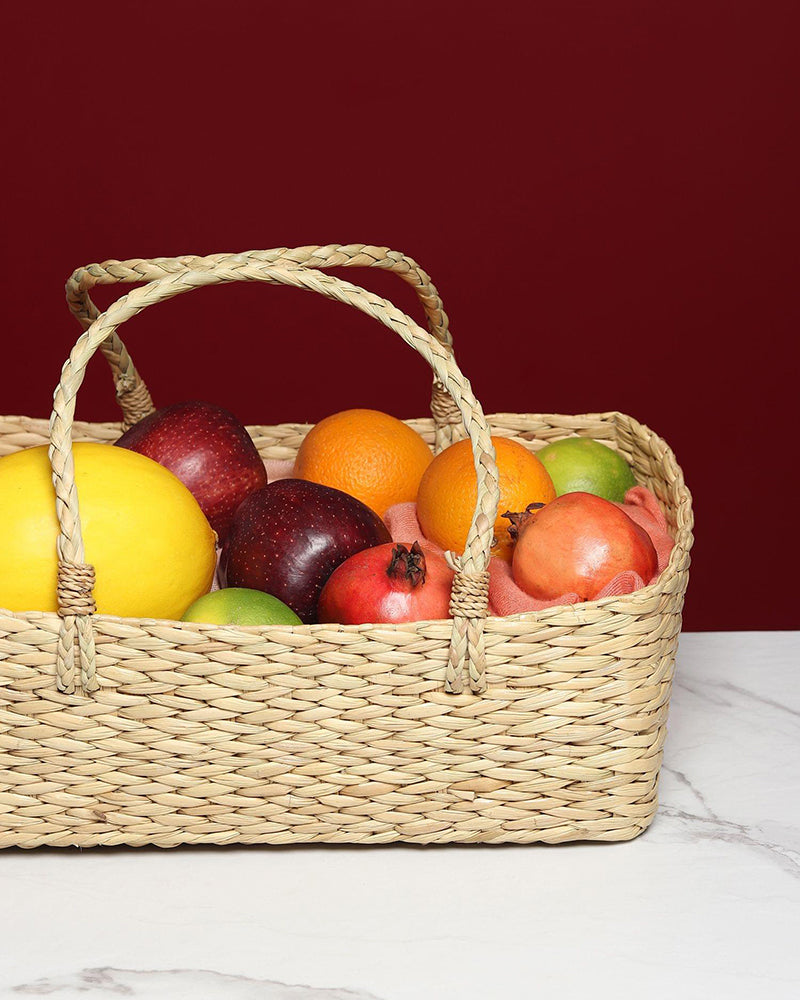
xmin=66 ymin=245 xmax=462 ymax=450
xmin=51 ymin=261 xmax=499 ymax=697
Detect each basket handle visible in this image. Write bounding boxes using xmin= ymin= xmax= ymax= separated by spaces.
xmin=66 ymin=245 xmax=462 ymax=451
xmin=50 ymin=261 xmax=499 ymax=698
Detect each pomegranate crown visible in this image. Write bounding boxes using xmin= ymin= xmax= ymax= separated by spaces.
xmin=501 ymin=502 xmax=546 ymax=540
xmin=387 ymin=541 xmax=427 ymax=587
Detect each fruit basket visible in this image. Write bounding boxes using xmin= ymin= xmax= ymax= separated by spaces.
xmin=0 ymin=245 xmax=693 ymax=848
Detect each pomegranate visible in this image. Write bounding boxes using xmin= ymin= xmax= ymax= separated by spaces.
xmin=506 ymin=492 xmax=658 ymax=601
xmin=318 ymin=541 xmax=454 ymax=624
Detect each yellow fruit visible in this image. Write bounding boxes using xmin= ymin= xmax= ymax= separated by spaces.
xmin=0 ymin=443 xmax=217 ymax=619
xmin=295 ymin=408 xmax=433 ymax=517
xmin=416 ymin=436 xmax=557 ymax=561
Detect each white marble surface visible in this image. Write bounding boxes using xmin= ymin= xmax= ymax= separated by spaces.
xmin=0 ymin=632 xmax=797 ymax=999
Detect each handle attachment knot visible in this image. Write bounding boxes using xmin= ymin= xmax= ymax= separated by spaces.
xmin=56 ymin=561 xmax=98 ymax=694
xmin=444 ymin=553 xmax=491 ymax=694
xmin=116 ymin=375 xmax=155 ymax=431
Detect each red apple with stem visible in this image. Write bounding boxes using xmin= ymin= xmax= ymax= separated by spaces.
xmin=116 ymin=401 xmax=267 ymax=541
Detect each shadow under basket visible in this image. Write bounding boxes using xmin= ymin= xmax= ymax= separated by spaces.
xmin=0 ymin=247 xmax=693 ymax=848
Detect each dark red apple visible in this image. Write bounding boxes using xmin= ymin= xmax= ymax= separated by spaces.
xmin=318 ymin=541 xmax=454 ymax=625
xmin=507 ymin=492 xmax=658 ymax=601
xmin=116 ymin=401 xmax=267 ymax=541
xmin=219 ymin=479 xmax=391 ymax=623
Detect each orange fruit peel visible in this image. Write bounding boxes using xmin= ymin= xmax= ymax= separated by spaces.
xmin=416 ymin=436 xmax=556 ymax=561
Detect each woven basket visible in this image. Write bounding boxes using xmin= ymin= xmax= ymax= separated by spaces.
xmin=0 ymin=245 xmax=693 ymax=848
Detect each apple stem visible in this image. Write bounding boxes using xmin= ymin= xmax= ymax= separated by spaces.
xmin=387 ymin=541 xmax=427 ymax=587
xmin=502 ymin=502 xmax=546 ymax=541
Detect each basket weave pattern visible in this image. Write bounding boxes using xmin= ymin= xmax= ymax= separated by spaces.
xmin=0 ymin=248 xmax=692 ymax=848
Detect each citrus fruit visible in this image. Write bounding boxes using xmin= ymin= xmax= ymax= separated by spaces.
xmin=536 ymin=437 xmax=636 ymax=503
xmin=182 ymin=588 xmax=301 ymax=626
xmin=295 ymin=408 xmax=433 ymax=516
xmin=0 ymin=443 xmax=216 ymax=618
xmin=416 ymin=436 xmax=556 ymax=561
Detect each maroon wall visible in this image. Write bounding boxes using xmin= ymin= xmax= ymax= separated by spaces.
xmin=3 ymin=1 xmax=797 ymax=629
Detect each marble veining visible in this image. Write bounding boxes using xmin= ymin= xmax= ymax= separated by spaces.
xmin=658 ymin=801 xmax=800 ymax=879
xmin=8 ymin=968 xmax=383 ymax=999
xmin=657 ymin=760 xmax=800 ymax=877
xmin=647 ymin=639 xmax=800 ymax=882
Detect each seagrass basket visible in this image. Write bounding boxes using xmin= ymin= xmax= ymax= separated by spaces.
xmin=0 ymin=245 xmax=693 ymax=848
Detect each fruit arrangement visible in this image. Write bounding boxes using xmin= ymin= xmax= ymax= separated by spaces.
xmin=0 ymin=249 xmax=694 ymax=853
xmin=0 ymin=399 xmax=672 ymax=626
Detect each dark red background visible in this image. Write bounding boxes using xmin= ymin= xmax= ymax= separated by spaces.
xmin=3 ymin=1 xmax=797 ymax=630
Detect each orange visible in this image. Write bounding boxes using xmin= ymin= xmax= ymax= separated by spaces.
xmin=416 ymin=436 xmax=556 ymax=561
xmin=295 ymin=409 xmax=433 ymax=517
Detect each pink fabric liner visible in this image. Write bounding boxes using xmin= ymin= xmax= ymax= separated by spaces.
xmin=260 ymin=458 xmax=675 ymax=616
xmin=264 ymin=458 xmax=299 ymax=482
xmin=384 ymin=487 xmax=673 ymax=615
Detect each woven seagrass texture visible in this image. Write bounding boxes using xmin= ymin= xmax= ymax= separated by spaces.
xmin=0 ymin=248 xmax=693 ymax=848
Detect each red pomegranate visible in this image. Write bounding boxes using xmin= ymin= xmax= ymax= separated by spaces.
xmin=506 ymin=492 xmax=658 ymax=601
xmin=318 ymin=541 xmax=454 ymax=624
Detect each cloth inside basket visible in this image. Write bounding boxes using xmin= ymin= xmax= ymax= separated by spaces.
xmin=384 ymin=487 xmax=673 ymax=615
xmin=259 ymin=458 xmax=674 ymax=616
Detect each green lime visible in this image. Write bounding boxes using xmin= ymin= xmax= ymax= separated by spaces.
xmin=537 ymin=437 xmax=637 ymax=503
xmin=181 ymin=588 xmax=301 ymax=626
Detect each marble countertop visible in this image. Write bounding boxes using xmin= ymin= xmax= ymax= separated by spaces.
xmin=0 ymin=632 xmax=797 ymax=999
